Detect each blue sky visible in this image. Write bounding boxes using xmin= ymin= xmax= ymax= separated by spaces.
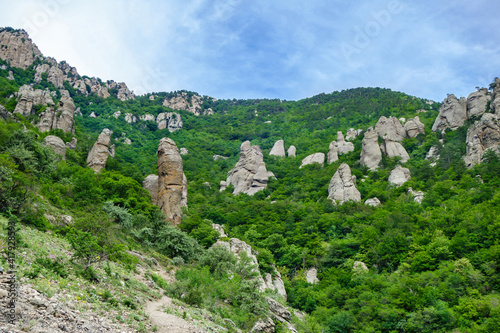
xmin=1 ymin=0 xmax=499 ymax=101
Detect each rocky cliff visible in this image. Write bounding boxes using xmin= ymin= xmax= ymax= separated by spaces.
xmin=86 ymin=128 xmax=113 ymax=173
xmin=0 ymin=28 xmax=42 ymax=69
xmin=162 ymin=92 xmax=216 ymax=115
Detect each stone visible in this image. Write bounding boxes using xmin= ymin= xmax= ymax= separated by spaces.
xmin=432 ymin=94 xmax=467 ymax=132
xmin=360 ymin=127 xmax=382 ymax=170
xmin=7 ymin=70 xmax=14 ymax=80
xmin=124 ymin=113 xmax=137 ymax=123
xmin=353 ymin=261 xmax=369 ymax=273
xmin=345 ymin=128 xmax=359 ymax=140
xmin=14 ymin=85 xmax=54 ymax=116
xmin=112 ymin=111 xmax=121 ymax=118
xmin=365 ymin=197 xmax=381 ymax=207
xmin=300 ymin=153 xmax=325 ymax=168
xmin=328 ymin=163 xmax=361 ymax=205
xmin=142 ymin=174 xmax=159 ymax=205
xmin=491 ymin=78 xmax=500 ymax=114
xmin=467 ymin=88 xmax=490 ymax=119
xmin=250 ymin=317 xmax=275 ymax=333
xmin=0 ymin=29 xmax=43 ymax=69
xmin=337 ymin=131 xmax=355 ymax=155
xmin=213 ymin=154 xmax=228 ymax=161
xmin=408 ymin=187 xmax=424 ymax=204
xmin=404 ymin=116 xmax=425 ymax=138
xmin=180 ymin=148 xmax=189 ymax=155
xmin=89 ymin=111 xmax=97 ymax=118
xmin=156 ymin=112 xmax=183 ymax=132
xmin=306 ymin=268 xmax=319 ymax=284
xmin=162 ymin=92 xmax=216 ymax=116
xmin=287 ymin=145 xmax=296 ymax=157
xmin=327 ymin=141 xmax=338 ymax=164
xmin=220 ymin=180 xmax=228 ymax=191
xmin=157 ymin=138 xmax=184 ymax=224
xmin=375 ymin=116 xmax=407 ymax=141
xmin=54 ymin=94 xmax=76 ymax=133
xmin=0 ymin=104 xmax=13 ymax=120
xmin=66 ymin=137 xmax=77 ymax=150
xmin=106 ymin=81 xmax=135 ymax=101
xmin=44 ymin=135 xmax=66 ymax=160
xmin=426 ymin=145 xmax=440 ymax=163
xmin=212 ymin=224 xmax=227 ymax=238
xmin=380 ymin=140 xmax=410 ymax=163
xmin=269 ymin=140 xmax=286 ymax=157
xmin=388 ymin=165 xmax=411 ymax=187
xmin=140 ymin=114 xmax=155 ymax=122
xmin=86 ymin=128 xmax=112 ymax=173
xmin=464 ymin=113 xmax=500 ymax=168
xmin=266 ymin=297 xmax=291 ymax=321
xmin=181 ymin=172 xmax=188 ymax=208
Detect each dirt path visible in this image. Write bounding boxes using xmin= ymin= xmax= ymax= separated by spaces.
xmin=145 ymin=295 xmax=205 ymax=333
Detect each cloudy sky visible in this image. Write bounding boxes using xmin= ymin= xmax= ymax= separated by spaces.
xmin=1 ymin=0 xmax=499 ymax=101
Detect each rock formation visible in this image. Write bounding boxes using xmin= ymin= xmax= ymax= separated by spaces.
xmin=491 ymin=78 xmax=500 ymax=114
xmin=86 ymin=129 xmax=112 ymax=173
xmin=223 ymin=141 xmax=269 ymax=195
xmin=467 ymin=88 xmax=490 ymax=119
xmin=162 ymin=92 xmax=216 ymax=116
xmin=388 ymin=165 xmax=411 ymax=187
xmin=66 ymin=137 xmax=77 ymax=150
xmin=353 ymin=261 xmax=369 ymax=273
xmin=0 ymin=28 xmax=42 ymax=69
xmin=346 ymin=128 xmax=361 ymax=140
xmin=180 ymin=148 xmax=188 ymax=155
xmin=287 ymin=145 xmax=296 ymax=157
xmin=0 ymin=104 xmax=12 ymax=120
xmin=464 ymin=113 xmax=500 ymax=168
xmin=43 ymin=135 xmax=66 ymax=160
xmin=404 ymin=116 xmax=425 ymax=138
xmin=140 ymin=114 xmax=155 ymax=122
xmin=306 ymin=268 xmax=319 ymax=284
xmin=337 ymin=131 xmax=355 ymax=155
xmin=375 ymin=116 xmax=407 ymax=141
xmin=300 ymin=153 xmax=325 ymax=168
xmin=157 ymin=138 xmax=184 ymax=225
xmin=181 ymin=173 xmax=188 ymax=208
xmin=14 ymin=85 xmax=55 ymax=116
xmin=37 ymin=93 xmax=76 ymax=133
xmin=408 ymin=187 xmax=424 ymax=204
xmin=107 ymin=81 xmax=135 ymax=101
xmin=156 ymin=112 xmax=183 ymax=132
xmin=124 ymin=113 xmax=137 ymax=123
xmin=432 ymin=94 xmax=467 ymax=132
xmin=327 ymin=141 xmax=338 ymax=164
xmin=365 ymin=197 xmax=381 ymax=207
xmin=143 ymin=174 xmax=159 ymax=205
xmin=380 ymin=140 xmax=410 ymax=163
xmin=269 ymin=140 xmax=286 ymax=157
xmin=328 ymin=163 xmax=361 ymax=205
xmin=360 ymin=127 xmax=382 ymax=170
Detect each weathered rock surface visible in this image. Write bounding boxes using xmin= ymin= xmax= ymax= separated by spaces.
xmin=163 ymin=92 xmax=216 ymax=116
xmin=140 ymin=113 xmax=155 ymax=122
xmin=0 ymin=29 xmax=42 ymax=69
xmin=180 ymin=148 xmax=189 ymax=155
xmin=0 ymin=104 xmax=13 ymax=120
xmin=360 ymin=127 xmax=382 ymax=170
xmin=337 ymin=131 xmax=355 ymax=155
xmin=408 ymin=187 xmax=424 ymax=204
xmin=181 ymin=172 xmax=188 ymax=208
xmin=53 ymin=93 xmax=76 ymax=133
xmin=432 ymin=94 xmax=467 ymax=132
xmin=14 ymin=85 xmax=54 ymax=116
xmin=86 ymin=128 xmax=112 ymax=173
xmin=107 ymin=81 xmax=135 ymax=101
xmin=346 ymin=128 xmax=361 ymax=140
xmin=287 ymin=145 xmax=296 ymax=157
xmin=66 ymin=137 xmax=77 ymax=150
xmin=376 ymin=116 xmax=407 ymax=141
xmin=43 ymin=135 xmax=66 ymax=160
xmin=306 ymin=268 xmax=319 ymax=284
xmin=491 ymin=78 xmax=500 ymax=114
xmin=365 ymin=197 xmax=381 ymax=207
xmin=143 ymin=174 xmax=159 ymax=205
xmin=388 ymin=165 xmax=411 ymax=187
xmin=300 ymin=153 xmax=325 ymax=168
xmin=380 ymin=140 xmax=410 ymax=163
xmin=327 ymin=141 xmax=338 ymax=164
xmin=404 ymin=116 xmax=425 ymax=138
xmin=467 ymin=88 xmax=491 ymax=119
xmin=157 ymin=112 xmax=183 ymax=132
xmin=464 ymin=113 xmax=500 ymax=168
xmin=353 ymin=261 xmax=369 ymax=273
xmin=157 ymin=138 xmax=184 ymax=225
xmin=269 ymin=140 xmax=286 ymax=157
xmin=251 ymin=317 xmax=275 ymax=333
xmin=266 ymin=297 xmax=291 ymax=321
xmin=328 ymin=163 xmax=361 ymax=205
xmin=224 ymin=141 xmax=269 ymax=195
xmin=213 ymin=154 xmax=228 ymax=161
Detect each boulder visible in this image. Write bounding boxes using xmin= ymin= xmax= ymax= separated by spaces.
xmin=345 ymin=128 xmax=359 ymax=140
xmin=337 ymin=131 xmax=355 ymax=155
xmin=181 ymin=173 xmax=188 ymax=208
xmin=43 ymin=135 xmax=66 ymax=160
xmin=328 ymin=163 xmax=361 ymax=205
xmin=250 ymin=318 xmax=275 ymax=333
xmin=140 ymin=114 xmax=155 ymax=122
xmin=0 ymin=29 xmax=43 ymax=69
xmin=142 ymin=174 xmax=159 ymax=205
xmin=157 ymin=138 xmax=184 ymax=225
xmin=66 ymin=137 xmax=77 ymax=150
xmin=213 ymin=154 xmax=228 ymax=161
xmin=375 ymin=116 xmax=406 ymax=141
xmin=287 ymin=145 xmax=296 ymax=157
xmin=432 ymin=94 xmax=467 ymax=132
xmin=86 ymin=128 xmax=112 ymax=173
xmin=211 ymin=224 xmax=227 ymax=238
xmin=327 ymin=141 xmax=338 ymax=164
xmin=156 ymin=112 xmax=183 ymax=132
xmin=365 ymin=197 xmax=381 ymax=207
xmin=269 ymin=140 xmax=286 ymax=157
xmin=353 ymin=261 xmax=369 ymax=273
xmin=360 ymin=127 xmax=382 ymax=170
xmin=464 ymin=113 xmax=500 ymax=168
xmin=54 ymin=94 xmax=76 ymax=133
xmin=404 ymin=116 xmax=425 ymax=138
xmin=124 ymin=113 xmax=137 ymax=123
xmin=107 ymin=81 xmax=135 ymax=101
xmin=388 ymin=165 xmax=411 ymax=187
xmin=408 ymin=187 xmax=424 ymax=204
xmin=380 ymin=140 xmax=410 ymax=163
xmin=467 ymin=88 xmax=490 ymax=119
xmin=180 ymin=148 xmax=188 ymax=155
xmin=306 ymin=268 xmax=319 ymax=284
xmin=300 ymin=153 xmax=325 ymax=168
xmin=112 ymin=111 xmax=121 ymax=119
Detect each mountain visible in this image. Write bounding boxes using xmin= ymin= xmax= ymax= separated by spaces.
xmin=0 ymin=27 xmax=500 ymax=333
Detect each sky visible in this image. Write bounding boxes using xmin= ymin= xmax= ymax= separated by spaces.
xmin=0 ymin=0 xmax=499 ymax=101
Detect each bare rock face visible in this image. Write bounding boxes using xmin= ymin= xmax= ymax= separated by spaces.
xmin=140 ymin=114 xmax=155 ymax=122
xmin=156 ymin=112 xmax=183 ymax=132
xmin=162 ymin=92 xmax=216 ymax=116
xmin=0 ymin=104 xmax=13 ymax=120
xmin=37 ymin=93 xmax=76 ymax=133
xmin=266 ymin=297 xmax=292 ymax=321
xmin=143 ymin=174 xmax=159 ymax=205
xmin=467 ymin=88 xmax=491 ymax=119
xmin=124 ymin=113 xmax=137 ymax=123
xmin=327 ymin=141 xmax=339 ymax=164
xmin=375 ymin=116 xmax=406 ymax=141
xmin=157 ymin=138 xmax=184 ymax=225
xmin=306 ymin=268 xmax=319 ymax=284
xmin=337 ymin=131 xmax=355 ymax=155
xmin=353 ymin=261 xmax=369 ymax=273
xmin=365 ymin=197 xmax=381 ymax=207
xmin=287 ymin=145 xmax=296 ymax=157
xmin=360 ymin=127 xmax=382 ymax=170
xmin=404 ymin=116 xmax=425 ymax=138
xmin=464 ymin=113 xmax=500 ymax=168
xmin=251 ymin=317 xmax=275 ymax=333
xmin=66 ymin=137 xmax=77 ymax=150
xmin=346 ymin=128 xmax=360 ymax=140
xmin=380 ymin=140 xmax=410 ymax=163
xmin=269 ymin=140 xmax=286 ymax=157
xmin=491 ymin=78 xmax=500 ymax=115
xmin=107 ymin=81 xmax=135 ymax=101
xmin=328 ymin=163 xmax=361 ymax=205
xmin=300 ymin=153 xmax=325 ymax=168
xmin=388 ymin=165 xmax=411 ymax=187
xmin=432 ymin=94 xmax=467 ymax=132
xmin=86 ymin=129 xmax=112 ymax=173
xmin=409 ymin=187 xmax=424 ymax=204
xmin=0 ymin=29 xmax=42 ymax=69
xmin=14 ymin=85 xmax=54 ymax=116
xmin=43 ymin=135 xmax=66 ymax=160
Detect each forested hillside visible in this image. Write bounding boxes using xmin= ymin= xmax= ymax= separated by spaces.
xmin=1 ymin=27 xmax=500 ymax=332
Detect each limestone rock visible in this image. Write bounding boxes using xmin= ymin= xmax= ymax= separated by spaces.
xmin=404 ymin=116 xmax=425 ymax=138
xmin=300 ymin=153 xmax=325 ymax=168
xmin=86 ymin=128 xmax=112 ymax=173
xmin=112 ymin=111 xmax=121 ymax=119
xmin=353 ymin=261 xmax=369 ymax=273
xmin=0 ymin=104 xmax=13 ymax=120
xmin=181 ymin=172 xmax=188 ymax=208
xmin=328 ymin=163 xmax=361 ymax=205
xmin=140 ymin=114 xmax=155 ymax=122
xmin=337 ymin=131 xmax=355 ymax=155
xmin=14 ymin=85 xmax=54 ymax=116
xmin=156 ymin=112 xmax=183 ymax=132
xmin=89 ymin=111 xmax=97 ymax=118
xmin=224 ymin=141 xmax=269 ymax=195
xmin=157 ymin=138 xmax=184 ymax=225
xmin=0 ymin=29 xmax=42 ymax=69
xmin=143 ymin=174 xmax=159 ymax=205
xmin=269 ymin=140 xmax=286 ymax=157
xmin=306 ymin=268 xmax=319 ymax=284
xmin=163 ymin=92 xmax=216 ymax=116
xmin=380 ymin=140 xmax=410 ymax=163
xmin=55 ymin=94 xmax=76 ymax=133
xmin=327 ymin=141 xmax=338 ymax=164
xmin=388 ymin=165 xmax=411 ymax=187
xmin=346 ymin=128 xmax=359 ymax=140
xmin=375 ymin=116 xmax=406 ymax=141
xmin=7 ymin=70 xmax=14 ymax=80
xmin=250 ymin=317 xmax=275 ymax=333
xmin=219 ymin=181 xmax=227 ymax=192
xmin=426 ymin=145 xmax=440 ymax=164
xmin=213 ymin=154 xmax=228 ymax=161
xmin=211 ymin=224 xmax=227 ymax=238
xmin=464 ymin=113 xmax=500 ymax=168
xmin=106 ymin=81 xmax=135 ymax=101
xmin=43 ymin=135 xmax=66 ymax=160
xmin=180 ymin=148 xmax=189 ymax=155
xmin=408 ymin=187 xmax=424 ymax=204
xmin=467 ymin=88 xmax=490 ymax=119
xmin=266 ymin=297 xmax=291 ymax=321
xmin=491 ymin=78 xmax=500 ymax=114
xmin=432 ymin=94 xmax=467 ymax=132
xmin=66 ymin=137 xmax=77 ymax=150
xmin=365 ymin=197 xmax=381 ymax=207
xmin=287 ymin=145 xmax=296 ymax=157
xmin=360 ymin=127 xmax=382 ymax=170
xmin=124 ymin=113 xmax=137 ymax=123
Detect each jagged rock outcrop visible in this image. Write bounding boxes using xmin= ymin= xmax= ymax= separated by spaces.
xmin=327 ymin=141 xmax=338 ymax=164
xmin=0 ymin=104 xmax=12 ymax=120
xmin=353 ymin=261 xmax=369 ymax=273
xmin=213 ymin=154 xmax=228 ymax=161
xmin=266 ymin=297 xmax=296 ymax=332
xmin=388 ymin=165 xmax=411 ymax=187
xmin=365 ymin=197 xmax=381 ymax=207
xmin=408 ymin=187 xmax=424 ymax=204
xmin=491 ymin=78 xmax=500 ymax=114
xmin=14 ymin=85 xmax=55 ymax=116
xmin=287 ymin=145 xmax=296 ymax=157
xmin=37 ymin=93 xmax=76 ymax=133
xmin=143 ymin=174 xmax=160 ymax=205
xmin=264 ymin=272 xmax=287 ymax=298
xmin=162 ymin=92 xmax=216 ymax=115
xmin=157 ymin=138 xmax=184 ymax=225
xmin=124 ymin=113 xmax=137 ymax=123
xmin=432 ymin=94 xmax=467 ymax=132
xmin=336 ymin=131 xmax=355 ymax=155
xmin=306 ymin=268 xmax=319 ymax=284
xmin=86 ymin=129 xmax=112 ymax=173
xmin=43 ymin=135 xmax=66 ymax=160
xmin=464 ymin=113 xmax=500 ymax=168
xmin=107 ymin=81 xmax=135 ymax=101
xmin=0 ymin=28 xmax=43 ymax=69
xmin=380 ymin=140 xmax=410 ymax=163
xmin=404 ymin=116 xmax=425 ymax=138
xmin=66 ymin=137 xmax=77 ymax=150
xmin=360 ymin=127 xmax=382 ymax=170
xmin=212 ymin=224 xmax=227 ymax=238
xmin=300 ymin=153 xmax=325 ymax=168
xmin=346 ymin=128 xmax=362 ymax=140
xmin=223 ymin=141 xmax=269 ymax=195
xmin=251 ymin=318 xmax=275 ymax=333
xmin=328 ymin=163 xmax=361 ymax=205
xmin=269 ymin=140 xmax=286 ymax=157
xmin=7 ymin=70 xmax=14 ymax=80
xmin=375 ymin=116 xmax=407 ymax=141
xmin=156 ymin=112 xmax=183 ymax=132
xmin=140 ymin=114 xmax=155 ymax=122
xmin=180 ymin=148 xmax=189 ymax=155
xmin=467 ymin=88 xmax=491 ymax=119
